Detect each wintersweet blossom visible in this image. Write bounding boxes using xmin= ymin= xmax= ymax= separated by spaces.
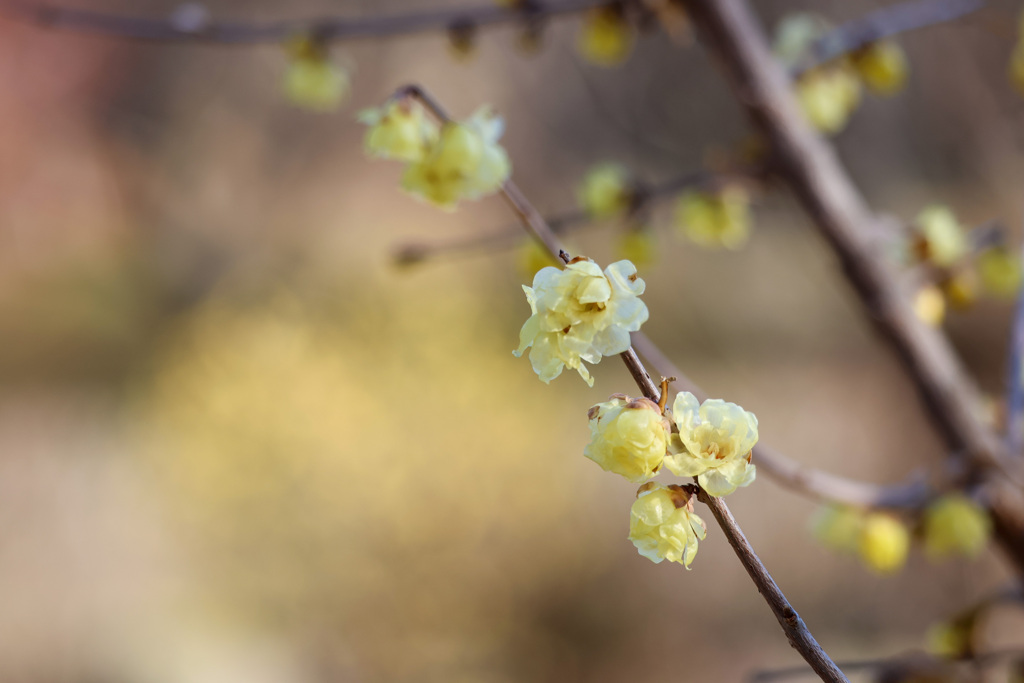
xmin=359 ymin=99 xmax=438 ymax=162
xmin=584 ymin=395 xmax=670 ymax=483
xmin=628 ymin=482 xmax=707 ymax=568
xmin=578 ymin=163 xmax=632 ymax=218
xmin=402 ymin=107 xmax=511 ymax=209
xmin=664 ymin=392 xmax=758 ymax=497
xmin=978 ymin=246 xmax=1023 ymax=298
xmin=923 ymin=494 xmax=991 ymax=558
xmin=812 ymin=504 xmax=863 ymax=553
xmin=578 ymin=7 xmax=634 ymax=67
xmin=858 ymin=513 xmax=909 ymax=574
xmin=795 ymin=66 xmax=862 ymax=134
xmin=674 ymin=187 xmax=752 ymax=250
xmin=913 ymin=205 xmax=966 ymax=268
xmin=284 ymin=37 xmax=349 ymax=112
xmin=852 ymin=40 xmax=909 ymax=95
xmin=913 ymin=285 xmax=946 ymax=327
xmin=514 ymin=258 xmax=648 ymax=385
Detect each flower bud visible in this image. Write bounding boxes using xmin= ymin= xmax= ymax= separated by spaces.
xmin=578 ymin=7 xmax=634 ymax=67
xmin=578 ymin=163 xmax=632 ymax=219
xmin=853 ymin=40 xmax=909 ymax=96
xmin=858 ymin=513 xmax=909 ymax=574
xmin=584 ymin=395 xmax=670 ymax=483
xmin=913 ymin=285 xmax=945 ymax=328
xmin=912 ymin=205 xmax=966 ymax=268
xmin=923 ymin=493 xmax=991 ymax=559
xmin=673 ymin=186 xmax=752 ymax=250
xmin=978 ymin=246 xmax=1023 ymax=298
xmin=812 ymin=504 xmax=863 ymax=553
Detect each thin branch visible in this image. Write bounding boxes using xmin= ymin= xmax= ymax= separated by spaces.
xmin=679 ymin=0 xmax=1024 ymax=571
xmin=791 ymin=0 xmax=987 ymax=77
xmin=398 ymin=82 xmax=849 ymax=682
xmin=749 ymin=647 xmax=1024 ymax=682
xmin=0 ymin=0 xmax=608 ymax=44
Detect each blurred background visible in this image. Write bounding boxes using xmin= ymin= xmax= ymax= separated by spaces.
xmin=2 ymin=0 xmax=1024 ymax=681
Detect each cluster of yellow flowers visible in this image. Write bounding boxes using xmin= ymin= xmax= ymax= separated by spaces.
xmin=774 ymin=14 xmax=908 ymax=134
xmin=584 ymin=391 xmax=758 ymax=567
xmin=361 ymin=98 xmax=511 ymax=209
xmin=813 ymin=493 xmax=991 ymax=574
xmin=576 ymin=163 xmax=754 ymax=260
xmin=906 ymin=205 xmax=1023 ymax=327
xmin=514 ymin=257 xmax=648 ymax=385
xmin=283 ymin=36 xmax=350 ymax=112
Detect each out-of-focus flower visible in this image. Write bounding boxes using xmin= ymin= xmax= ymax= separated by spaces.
xmin=940 ymin=269 xmax=979 ymax=310
xmin=773 ymin=13 xmax=826 ymax=65
xmin=578 ymin=163 xmax=633 ymax=218
xmin=812 ymin=504 xmax=863 ymax=553
xmin=926 ymin=618 xmax=974 ymax=659
xmin=578 ymin=7 xmax=634 ymax=66
xmin=858 ymin=513 xmax=910 ymax=574
xmin=795 ymin=66 xmax=862 ymax=134
xmin=913 ymin=285 xmax=946 ymax=327
xmin=913 ymin=205 xmax=967 ymax=268
xmin=402 ymin=106 xmax=511 ymax=209
xmin=674 ymin=186 xmax=752 ymax=250
xmin=584 ymin=395 xmax=670 ymax=483
xmin=664 ymin=392 xmax=758 ymax=497
xmin=923 ymin=493 xmax=991 ymax=559
xmin=978 ymin=246 xmax=1023 ymax=298
xmin=359 ymin=99 xmax=438 ymax=162
xmin=628 ymin=482 xmax=707 ymax=568
xmin=852 ymin=40 xmax=909 ymax=95
xmin=1011 ymin=41 xmax=1024 ymax=97
xmin=515 ymin=258 xmax=648 ymax=385
xmin=616 ymin=229 xmax=657 ymax=267
xmin=283 ymin=38 xmax=350 ymax=112
xmin=447 ymin=20 xmax=477 ymax=61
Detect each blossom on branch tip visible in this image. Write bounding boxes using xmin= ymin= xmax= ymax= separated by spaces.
xmin=578 ymin=7 xmax=634 ymax=67
xmin=584 ymin=395 xmax=670 ymax=483
xmin=283 ymin=37 xmax=349 ymax=111
xmin=858 ymin=513 xmax=909 ymax=574
xmin=578 ymin=163 xmax=633 ymax=219
xmin=402 ymin=106 xmax=511 ymax=209
xmin=852 ymin=40 xmax=909 ymax=96
xmin=923 ymin=493 xmax=991 ymax=559
xmin=359 ymin=99 xmax=438 ymax=163
xmin=674 ymin=187 xmax=752 ymax=250
xmin=795 ymin=66 xmax=862 ymax=135
xmin=912 ymin=205 xmax=966 ymax=268
xmin=514 ymin=258 xmax=648 ymax=386
xmin=664 ymin=392 xmax=758 ymax=497
xmin=628 ymin=482 xmax=707 ymax=568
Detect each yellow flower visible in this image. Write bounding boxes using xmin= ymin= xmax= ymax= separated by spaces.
xmin=664 ymin=392 xmax=758 ymax=497
xmin=358 ymin=99 xmax=438 ymax=163
xmin=795 ymin=65 xmax=862 ymax=134
xmin=514 ymin=258 xmax=648 ymax=385
xmin=401 ymin=106 xmax=511 ymax=209
xmin=284 ymin=56 xmax=349 ymax=112
xmin=773 ymin=13 xmax=827 ymax=65
xmin=923 ymin=494 xmax=991 ymax=559
xmin=926 ymin=619 xmax=974 ymax=659
xmin=674 ymin=187 xmax=752 ymax=250
xmin=578 ymin=163 xmax=632 ymax=218
xmin=812 ymin=504 xmax=863 ymax=553
xmin=858 ymin=513 xmax=909 ymax=574
xmin=940 ymin=269 xmax=979 ymax=310
xmin=913 ymin=285 xmax=946 ymax=327
xmin=978 ymin=246 xmax=1023 ymax=298
xmin=616 ymin=229 xmax=657 ymax=267
xmin=852 ymin=40 xmax=909 ymax=95
xmin=913 ymin=205 xmax=966 ymax=268
xmin=578 ymin=7 xmax=634 ymax=67
xmin=584 ymin=395 xmax=670 ymax=483
xmin=628 ymin=482 xmax=707 ymax=568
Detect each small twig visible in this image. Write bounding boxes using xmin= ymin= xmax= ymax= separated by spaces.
xmin=394 ymin=81 xmax=847 ymax=681
xmin=0 ymin=0 xmax=608 ymax=44
xmin=791 ymin=0 xmax=987 ymax=77
xmin=749 ymin=647 xmax=1024 ymax=682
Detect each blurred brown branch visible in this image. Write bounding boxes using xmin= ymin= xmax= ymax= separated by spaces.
xmin=0 ymin=0 xmax=607 ymax=43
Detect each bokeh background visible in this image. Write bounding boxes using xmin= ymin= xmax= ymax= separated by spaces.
xmin=3 ymin=0 xmax=1024 ymax=681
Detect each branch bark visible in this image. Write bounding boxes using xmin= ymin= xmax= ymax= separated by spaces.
xmin=681 ymin=0 xmax=1024 ymax=570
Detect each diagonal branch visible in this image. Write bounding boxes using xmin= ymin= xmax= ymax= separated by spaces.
xmin=680 ymin=0 xmax=1024 ymax=571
